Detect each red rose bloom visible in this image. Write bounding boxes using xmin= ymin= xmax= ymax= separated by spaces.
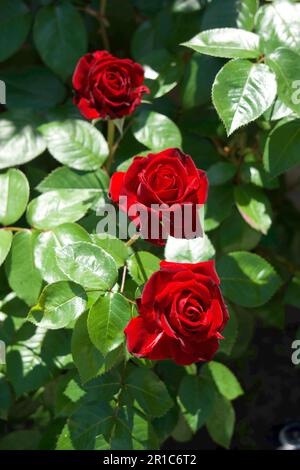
xmin=124 ymin=260 xmax=229 ymax=365
xmin=72 ymin=51 xmax=149 ymax=120
xmin=109 ymin=148 xmax=208 ymax=245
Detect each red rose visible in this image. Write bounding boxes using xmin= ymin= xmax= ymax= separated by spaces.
xmin=125 ymin=260 xmax=229 ymax=365
xmin=109 ymin=148 xmax=208 ymax=245
xmin=72 ymin=51 xmax=149 ymax=120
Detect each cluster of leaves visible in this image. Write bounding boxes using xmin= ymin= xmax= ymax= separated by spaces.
xmin=0 ymin=0 xmax=300 ymax=450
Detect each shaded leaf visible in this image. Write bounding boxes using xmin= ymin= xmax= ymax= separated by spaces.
xmin=33 ymin=1 xmax=87 ymax=80
xmin=0 ymin=0 xmax=31 ymax=62
xmin=127 ymin=251 xmax=160 ymax=285
xmin=0 ymin=111 xmax=46 ymax=170
xmin=216 ymin=251 xmax=282 ymax=308
xmin=87 ymin=293 xmax=131 ymax=356
xmin=125 ymin=366 xmax=173 ymax=417
xmin=206 ymin=393 xmax=235 ymax=449
xmin=178 ymin=375 xmax=215 ymax=432
xmin=263 ymin=119 xmax=300 ymax=177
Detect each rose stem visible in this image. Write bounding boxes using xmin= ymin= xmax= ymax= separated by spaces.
xmin=126 ymin=232 xmax=140 ymax=247
xmin=120 ymin=265 xmax=127 ymax=293
xmin=0 ymin=227 xmax=32 ymax=232
xmin=106 ymin=119 xmax=116 ymax=173
xmin=99 ymin=0 xmax=110 ymax=51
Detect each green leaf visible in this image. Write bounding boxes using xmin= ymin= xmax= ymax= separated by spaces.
xmin=212 ymin=60 xmax=277 ymax=136
xmin=216 ymin=251 xmax=282 ymax=308
xmin=63 ymin=379 xmax=85 ymax=403
xmin=255 ymin=297 xmax=285 ymax=330
xmin=5 ymin=231 xmax=42 ymax=306
xmin=165 ymin=235 xmax=215 ymax=263
xmin=266 ymin=48 xmax=300 ymax=116
xmin=28 ymin=281 xmax=87 ymax=330
xmin=219 ymin=210 xmax=261 ymax=253
xmin=27 ymin=189 xmax=95 ymax=230
xmin=6 ymin=326 xmax=50 ymax=396
xmin=0 ymin=378 xmax=11 ymax=420
xmin=0 ymin=110 xmax=46 ymax=170
xmin=181 ymin=54 xmax=223 ymax=109
xmin=0 ymin=430 xmax=40 ymax=450
xmin=152 ymin=407 xmax=179 ymax=443
xmin=240 ymin=160 xmax=279 ymax=189
xmin=207 ymin=162 xmax=236 ymax=186
xmin=206 ymin=393 xmax=235 ymax=449
xmin=178 ymin=375 xmax=215 ymax=432
xmin=201 ymin=0 xmax=239 ymax=29
xmin=0 ymin=169 xmax=29 ymax=226
xmin=205 ymin=361 xmax=243 ymax=401
xmin=236 ymin=0 xmax=259 ymax=31
xmin=285 ymin=275 xmax=300 ymax=309
xmin=234 ymin=184 xmax=272 ymax=235
xmin=263 ymin=119 xmax=300 ymax=177
xmin=33 ymin=1 xmax=87 ymax=80
xmin=172 ymin=0 xmax=203 ymax=13
xmin=218 ymin=305 xmax=238 ymax=356
xmin=39 ymin=120 xmax=109 ymax=171
xmin=72 ymin=311 xmax=123 ymax=384
xmin=182 ymin=28 xmax=260 ymax=59
xmin=205 ymin=185 xmax=234 ymax=231
xmin=141 ymin=49 xmax=182 ymax=98
xmin=56 ymin=372 xmax=120 ymax=449
xmin=55 ymin=241 xmax=118 ymax=291
xmin=127 ymin=251 xmax=160 ymax=285
xmin=58 ymin=388 xmax=156 ymax=450
xmin=91 ymin=234 xmax=129 ymax=268
xmin=0 ymin=0 xmax=31 ymax=61
xmin=56 ymin=423 xmax=109 ymax=451
xmin=255 ymin=1 xmax=300 ymax=54
xmin=132 ymin=110 xmax=182 ymax=150
xmin=34 ymin=223 xmax=91 ymax=284
xmin=37 ymin=167 xmax=109 ymax=193
xmin=88 ymin=293 xmax=131 ymax=356
xmin=0 ymin=66 xmax=66 ymax=110
xmin=265 ymin=97 xmax=296 ymax=122
xmin=0 ymin=230 xmax=12 ymax=267
xmin=125 ymin=366 xmax=173 ymax=417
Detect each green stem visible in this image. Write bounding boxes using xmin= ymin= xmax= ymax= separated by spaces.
xmin=120 ymin=265 xmax=127 ymax=293
xmin=0 ymin=227 xmax=31 ymax=232
xmin=126 ymin=232 xmax=140 ymax=247
xmin=99 ymin=0 xmax=110 ymax=50
xmin=106 ymin=120 xmax=116 ymax=173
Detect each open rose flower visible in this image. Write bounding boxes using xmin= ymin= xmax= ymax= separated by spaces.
xmin=125 ymin=260 xmax=229 ymax=365
xmin=72 ymin=51 xmax=149 ymax=120
xmin=109 ymin=148 xmax=208 ymax=245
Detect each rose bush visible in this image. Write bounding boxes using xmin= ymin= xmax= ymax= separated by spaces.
xmin=0 ymin=0 xmax=299 ymax=452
